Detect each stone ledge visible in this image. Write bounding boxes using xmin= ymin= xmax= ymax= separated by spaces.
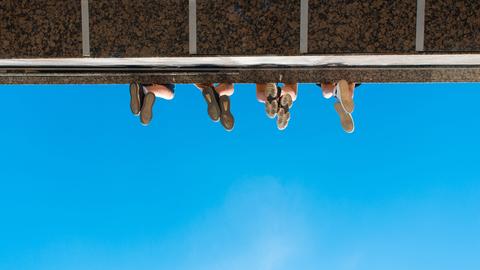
xmin=2 ymin=67 xmax=480 ymax=84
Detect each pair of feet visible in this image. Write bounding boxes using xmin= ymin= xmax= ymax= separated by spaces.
xmin=199 ymin=84 xmax=235 ymax=131
xmin=321 ymin=80 xmax=356 ymax=133
xmin=264 ymin=83 xmax=294 ymax=130
xmin=129 ymin=83 xmax=174 ymax=125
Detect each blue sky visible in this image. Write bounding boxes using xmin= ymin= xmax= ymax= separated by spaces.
xmin=0 ymin=83 xmax=479 ymax=270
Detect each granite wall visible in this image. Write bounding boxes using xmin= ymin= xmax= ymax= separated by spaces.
xmin=0 ymin=0 xmax=82 ymax=58
xmin=196 ymin=0 xmax=300 ymax=55
xmin=89 ymin=0 xmax=189 ymax=57
xmin=308 ymin=0 xmax=417 ymax=53
xmin=424 ymin=0 xmax=480 ymax=52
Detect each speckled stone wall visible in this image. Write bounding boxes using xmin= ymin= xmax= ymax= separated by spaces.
xmin=89 ymin=0 xmax=189 ymax=57
xmin=0 ymin=0 xmax=82 ymax=58
xmin=425 ymin=0 xmax=480 ymax=52
xmin=196 ymin=0 xmax=300 ymax=55
xmin=308 ymin=0 xmax=417 ymax=53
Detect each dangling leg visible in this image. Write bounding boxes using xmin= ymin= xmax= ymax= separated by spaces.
xmin=139 ymin=84 xmax=175 ymax=126
xmin=216 ymin=83 xmax=235 ymax=132
xmin=276 ymin=83 xmax=297 ymax=130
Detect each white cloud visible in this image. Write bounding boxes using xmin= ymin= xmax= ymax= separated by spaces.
xmin=179 ymin=176 xmax=314 ymax=270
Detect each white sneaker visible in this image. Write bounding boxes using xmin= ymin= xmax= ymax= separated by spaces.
xmin=333 ymin=80 xmax=354 ymax=114
xmin=334 ymin=102 xmax=355 ymax=133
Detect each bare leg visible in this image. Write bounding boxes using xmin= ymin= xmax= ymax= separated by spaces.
xmin=129 ymin=83 xmax=174 ymax=126
xmin=195 ymin=83 xmax=212 ymax=92
xmin=321 ymin=83 xmax=335 ymax=99
xmin=195 ymin=83 xmax=234 ymax=96
xmin=144 ymin=84 xmax=175 ymax=100
xmin=215 ymin=83 xmax=234 ymax=96
xmin=321 ymin=81 xmax=354 ymax=101
xmin=349 ymin=82 xmax=355 ymax=99
xmin=195 ymin=83 xmax=235 ymax=131
xmin=255 ymin=83 xmax=268 ymax=103
xmin=282 ymin=83 xmax=298 ymax=101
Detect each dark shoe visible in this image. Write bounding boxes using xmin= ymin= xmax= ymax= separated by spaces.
xmin=218 ymin=95 xmax=235 ymax=131
xmin=140 ymin=92 xmax=156 ymax=126
xmin=202 ymin=86 xmax=221 ymax=122
xmin=130 ymin=82 xmax=144 ymax=116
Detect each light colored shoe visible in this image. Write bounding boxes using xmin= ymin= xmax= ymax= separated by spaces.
xmin=265 ymin=83 xmax=279 ymax=119
xmin=276 ymin=93 xmax=293 ymax=131
xmin=334 ymin=102 xmax=354 ymax=133
xmin=277 ymin=107 xmax=291 ymax=130
xmin=334 ymin=80 xmax=354 ymax=114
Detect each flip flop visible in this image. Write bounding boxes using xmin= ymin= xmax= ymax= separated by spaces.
xmin=334 ymin=80 xmax=355 ymax=114
xmin=140 ymin=92 xmax=156 ymax=126
xmin=218 ymin=95 xmax=235 ymax=131
xmin=265 ymin=83 xmax=280 ymax=119
xmin=129 ymin=82 xmax=144 ymax=116
xmin=334 ymin=102 xmax=355 ymax=133
xmin=202 ymin=86 xmax=221 ymax=122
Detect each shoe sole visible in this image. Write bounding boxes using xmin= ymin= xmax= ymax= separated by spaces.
xmin=276 ymin=93 xmax=293 ymax=130
xmin=334 ymin=102 xmax=354 ymax=133
xmin=130 ymin=83 xmax=141 ymax=116
xmin=202 ymin=87 xmax=221 ymax=122
xmin=277 ymin=107 xmax=291 ymax=130
xmin=219 ymin=95 xmax=234 ymax=131
xmin=140 ymin=92 xmax=156 ymax=126
xmin=266 ymin=101 xmax=278 ymax=119
xmin=265 ymin=84 xmax=278 ymax=119
xmin=337 ymin=80 xmax=354 ymax=114
xmin=280 ymin=94 xmax=293 ymax=109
